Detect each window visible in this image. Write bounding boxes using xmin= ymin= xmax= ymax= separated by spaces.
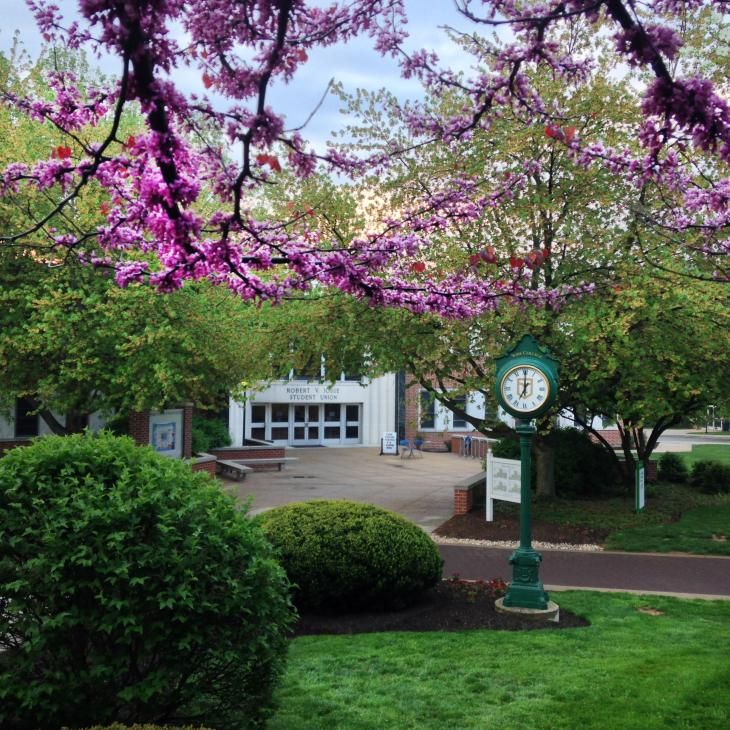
xmin=324 ymin=404 xmax=341 ymax=422
xmin=15 ymin=398 xmax=39 ymax=438
xmin=271 ymin=403 xmax=289 ymax=422
xmin=450 ymin=395 xmax=468 ymax=429
xmin=419 ymin=390 xmax=436 ymax=429
xmin=251 ymin=404 xmax=266 ymax=423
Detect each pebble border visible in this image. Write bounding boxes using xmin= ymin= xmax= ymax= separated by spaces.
xmin=431 ymin=535 xmax=604 ymax=552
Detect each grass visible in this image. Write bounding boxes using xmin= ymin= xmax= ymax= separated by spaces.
xmin=493 ymin=475 xmax=730 ymax=554
xmin=605 ymin=504 xmax=730 ymax=555
xmin=496 ymin=483 xmax=720 ymax=532
xmin=270 ymin=591 xmax=730 ymax=730
xmin=675 ymin=444 xmax=730 ymax=468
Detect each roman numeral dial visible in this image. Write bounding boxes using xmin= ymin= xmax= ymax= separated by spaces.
xmin=499 ymin=365 xmax=551 ymax=416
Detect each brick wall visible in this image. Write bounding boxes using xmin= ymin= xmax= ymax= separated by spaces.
xmin=404 ymin=376 xmax=420 ymax=441
xmin=128 ymin=411 xmax=150 ymax=447
xmin=454 ymin=487 xmax=473 ymax=515
xmin=453 ymin=472 xmax=487 ymax=515
xmin=209 ymin=446 xmax=286 ymax=460
xmin=183 ymin=404 xmax=193 ymax=458
xmin=190 ymin=455 xmax=218 ymax=474
xmin=0 ymin=439 xmax=32 ymax=456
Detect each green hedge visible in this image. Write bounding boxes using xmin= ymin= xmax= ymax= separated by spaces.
xmin=491 ymin=428 xmax=619 ymax=496
xmin=690 ymin=460 xmax=730 ymax=494
xmin=0 ymin=432 xmax=293 ymax=730
xmin=191 ymin=415 xmax=232 ymax=454
xmin=658 ymin=452 xmax=689 ymax=483
xmin=260 ymin=500 xmax=443 ymax=612
xmin=80 ymin=726 xmax=211 ymax=730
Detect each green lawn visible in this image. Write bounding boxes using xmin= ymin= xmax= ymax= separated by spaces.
xmin=270 ymin=592 xmax=730 ymax=730
xmin=675 ymin=444 xmax=730 ymax=468
xmin=496 ymin=483 xmax=723 ymax=532
xmin=605 ymin=504 xmax=730 ymax=555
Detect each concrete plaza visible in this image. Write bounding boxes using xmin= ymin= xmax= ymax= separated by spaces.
xmin=222 ymin=446 xmax=482 ymax=532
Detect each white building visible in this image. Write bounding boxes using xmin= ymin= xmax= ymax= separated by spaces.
xmin=229 ymin=374 xmax=397 ymax=448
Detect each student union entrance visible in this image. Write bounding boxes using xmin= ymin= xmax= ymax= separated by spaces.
xmin=249 ymin=402 xmax=362 ymax=446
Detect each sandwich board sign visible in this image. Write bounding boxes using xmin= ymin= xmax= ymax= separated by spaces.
xmin=381 ymin=431 xmax=398 ymax=455
xmin=486 ymin=451 xmax=521 ymax=521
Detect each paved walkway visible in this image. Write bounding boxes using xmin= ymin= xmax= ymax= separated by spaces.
xmin=223 ymin=446 xmax=482 ymax=532
xmin=222 ymin=440 xmax=730 ymax=600
xmin=439 ymin=544 xmax=730 ymax=600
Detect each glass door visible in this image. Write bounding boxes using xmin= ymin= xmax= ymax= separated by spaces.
xmin=322 ymin=403 xmax=342 ymax=443
xmin=343 ymin=404 xmax=361 ymax=444
xmin=292 ymin=404 xmax=321 ymax=445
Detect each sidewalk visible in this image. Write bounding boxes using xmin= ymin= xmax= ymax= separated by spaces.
xmin=438 ymin=543 xmax=730 ymax=600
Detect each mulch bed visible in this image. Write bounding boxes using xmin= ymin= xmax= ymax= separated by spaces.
xmin=433 ymin=508 xmax=611 ymax=545
xmin=292 ymin=580 xmax=589 ymax=636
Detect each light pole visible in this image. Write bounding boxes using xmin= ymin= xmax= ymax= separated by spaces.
xmin=707 ymin=404 xmax=716 ymax=432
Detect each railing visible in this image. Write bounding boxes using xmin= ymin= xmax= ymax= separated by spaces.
xmin=451 ymin=435 xmax=495 ymax=460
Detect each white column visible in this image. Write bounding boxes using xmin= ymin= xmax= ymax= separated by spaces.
xmin=229 ymin=396 xmax=245 ymax=446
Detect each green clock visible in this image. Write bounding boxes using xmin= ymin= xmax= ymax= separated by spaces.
xmin=495 ymin=336 xmax=559 ymax=420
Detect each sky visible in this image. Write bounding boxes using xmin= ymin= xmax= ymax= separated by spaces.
xmin=1 ymin=0 xmax=480 ymax=151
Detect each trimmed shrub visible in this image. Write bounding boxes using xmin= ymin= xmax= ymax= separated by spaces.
xmin=658 ymin=452 xmax=689 ymax=483
xmin=191 ymin=415 xmax=232 ymax=454
xmin=491 ymin=436 xmax=520 ymax=459
xmin=550 ymin=428 xmax=620 ymax=497
xmin=690 ymin=460 xmax=730 ymax=494
xmin=82 ymin=726 xmax=211 ymax=730
xmin=0 ymin=432 xmax=294 ymax=730
xmin=260 ymin=500 xmax=443 ymax=612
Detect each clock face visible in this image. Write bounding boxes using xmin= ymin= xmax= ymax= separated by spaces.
xmin=500 ymin=365 xmax=551 ymax=415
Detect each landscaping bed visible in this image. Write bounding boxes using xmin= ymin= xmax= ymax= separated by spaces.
xmin=434 ymin=509 xmax=610 ymax=545
xmin=434 ymin=481 xmax=730 ymax=554
xmin=293 ymin=579 xmax=589 ymax=636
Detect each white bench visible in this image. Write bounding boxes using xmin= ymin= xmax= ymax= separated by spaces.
xmin=217 ymin=460 xmax=254 ymax=481
xmin=233 ymin=457 xmax=299 ymax=472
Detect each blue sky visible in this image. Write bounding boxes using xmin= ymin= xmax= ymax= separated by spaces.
xmin=1 ymin=1 xmax=478 ymax=150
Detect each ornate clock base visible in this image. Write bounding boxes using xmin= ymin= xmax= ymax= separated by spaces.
xmin=503 ymin=546 xmax=550 ymax=610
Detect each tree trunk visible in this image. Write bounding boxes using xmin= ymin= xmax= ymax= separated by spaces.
xmin=38 ymin=407 xmax=89 ymax=436
xmin=64 ymin=411 xmax=89 ymax=434
xmin=39 ymin=408 xmax=68 ymax=435
xmin=534 ymin=437 xmax=556 ymax=497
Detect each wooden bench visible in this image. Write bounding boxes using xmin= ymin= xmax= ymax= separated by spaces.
xmin=217 ymin=459 xmax=254 ymax=481
xmin=233 ymin=457 xmax=299 ymax=472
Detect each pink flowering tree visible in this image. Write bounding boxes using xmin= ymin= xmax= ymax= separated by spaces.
xmin=1 ymin=1 xmax=727 ymax=322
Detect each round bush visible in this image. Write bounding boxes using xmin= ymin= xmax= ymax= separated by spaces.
xmin=0 ymin=432 xmax=294 ymax=730
xmin=259 ymin=500 xmax=443 ymax=612
xmin=690 ymin=460 xmax=730 ymax=494
xmin=658 ymin=452 xmax=689 ymax=483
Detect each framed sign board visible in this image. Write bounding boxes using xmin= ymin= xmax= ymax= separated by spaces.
xmin=381 ymin=431 xmax=398 ymax=455
xmin=486 ymin=452 xmax=521 ymax=521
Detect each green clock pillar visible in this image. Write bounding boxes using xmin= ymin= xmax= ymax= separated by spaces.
xmin=494 ymin=335 xmax=559 ymax=613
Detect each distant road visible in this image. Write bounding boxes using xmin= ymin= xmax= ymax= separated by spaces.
xmin=654 ymin=429 xmax=730 ymax=452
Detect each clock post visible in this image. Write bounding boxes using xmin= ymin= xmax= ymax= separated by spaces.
xmin=494 ymin=335 xmax=559 ymax=615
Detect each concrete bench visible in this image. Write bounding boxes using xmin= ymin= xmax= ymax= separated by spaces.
xmin=217 ymin=459 xmax=254 ymax=481
xmin=234 ymin=457 xmax=299 ymax=472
